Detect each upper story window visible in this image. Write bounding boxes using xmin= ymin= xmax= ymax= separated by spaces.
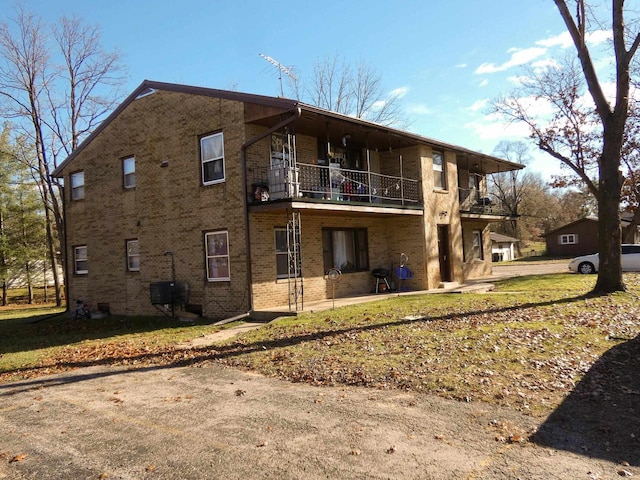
xmin=126 ymin=239 xmax=140 ymax=272
xmin=560 ymin=234 xmax=577 ymax=245
xmin=74 ymin=245 xmax=88 ymax=274
xmin=201 ymin=132 xmax=225 ymax=185
xmin=123 ymin=156 xmax=136 ymax=189
xmin=205 ymin=230 xmax=230 ymax=281
xmin=70 ymin=171 xmax=85 ymax=200
xmin=433 ymin=151 xmax=446 ymax=190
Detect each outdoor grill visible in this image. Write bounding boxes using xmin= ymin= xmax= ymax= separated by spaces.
xmin=371 ymin=268 xmax=391 ymax=293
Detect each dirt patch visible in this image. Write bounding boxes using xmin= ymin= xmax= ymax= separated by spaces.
xmin=0 ymin=363 xmax=634 ymax=479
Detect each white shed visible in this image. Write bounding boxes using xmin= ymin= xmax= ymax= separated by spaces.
xmin=490 ymin=232 xmax=519 ymax=262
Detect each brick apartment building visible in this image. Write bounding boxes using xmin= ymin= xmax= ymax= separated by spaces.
xmin=53 ymin=81 xmax=523 ymax=319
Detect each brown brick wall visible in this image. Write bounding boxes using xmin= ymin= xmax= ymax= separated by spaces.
xmin=64 ymin=90 xmax=251 ymax=319
xmin=249 ymin=211 xmax=428 ymax=309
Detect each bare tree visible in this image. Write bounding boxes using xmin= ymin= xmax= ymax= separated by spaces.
xmin=490 ymin=141 xmax=533 ymax=254
xmin=494 ymin=1 xmax=640 ymax=294
xmin=301 ymin=55 xmax=406 ymax=128
xmin=0 ymin=7 xmax=125 ymax=305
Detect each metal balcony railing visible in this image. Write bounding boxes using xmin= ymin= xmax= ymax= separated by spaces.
xmin=458 ymin=188 xmax=513 ymax=216
xmin=249 ymin=162 xmax=420 ymax=206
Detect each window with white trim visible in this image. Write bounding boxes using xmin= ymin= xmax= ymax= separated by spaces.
xmin=123 ymin=156 xmax=136 ymax=188
xmin=70 ymin=171 xmax=85 ymax=200
xmin=205 ymin=231 xmax=230 ymax=281
xmin=275 ymin=228 xmax=301 ymax=278
xmin=433 ymin=151 xmax=446 ymax=190
xmin=560 ymin=234 xmax=577 ymax=245
xmin=472 ymin=230 xmax=484 ymax=260
xmin=74 ymin=245 xmax=88 ymax=274
xmin=126 ymin=239 xmax=140 ymax=272
xmin=201 ymin=132 xmax=225 ymax=185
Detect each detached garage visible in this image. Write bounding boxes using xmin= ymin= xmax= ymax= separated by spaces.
xmin=544 ymin=217 xmax=598 ymax=257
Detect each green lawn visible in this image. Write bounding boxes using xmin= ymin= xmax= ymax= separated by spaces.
xmin=2 ymin=272 xmax=639 ymax=417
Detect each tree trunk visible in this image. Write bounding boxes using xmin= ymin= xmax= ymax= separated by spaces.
xmin=26 ymin=261 xmax=33 ymax=304
xmin=594 ymin=136 xmax=625 ymax=293
xmin=1 ymin=281 xmax=6 ymax=306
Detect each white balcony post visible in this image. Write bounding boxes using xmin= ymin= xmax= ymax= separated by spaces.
xmin=366 ymin=148 xmax=372 ymax=203
xmin=399 ymin=154 xmax=404 ymax=206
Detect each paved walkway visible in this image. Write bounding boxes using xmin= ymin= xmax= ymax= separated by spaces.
xmin=183 ymin=261 xmax=569 ymax=349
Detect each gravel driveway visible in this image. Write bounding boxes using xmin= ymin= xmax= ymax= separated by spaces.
xmin=0 ymin=362 xmax=632 ymax=480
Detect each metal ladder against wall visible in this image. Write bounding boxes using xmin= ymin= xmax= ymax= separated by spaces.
xmin=286 ymin=210 xmax=303 ymax=312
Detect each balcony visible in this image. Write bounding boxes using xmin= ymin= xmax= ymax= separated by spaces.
xmin=249 ymin=162 xmax=420 ymax=207
xmin=458 ymin=187 xmax=515 ymax=218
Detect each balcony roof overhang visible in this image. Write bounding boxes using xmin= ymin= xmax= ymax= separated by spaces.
xmin=248 ymin=103 xmax=524 ymax=174
xmin=460 ymin=212 xmax=520 ymax=222
xmin=249 ymin=198 xmax=423 ymax=216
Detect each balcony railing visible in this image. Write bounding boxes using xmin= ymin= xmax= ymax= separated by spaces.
xmin=249 ymin=162 xmax=420 ymax=206
xmin=458 ymin=188 xmax=513 ymax=216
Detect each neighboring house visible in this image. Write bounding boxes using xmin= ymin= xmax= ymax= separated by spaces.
xmin=545 ymin=215 xmax=640 ymax=257
xmin=490 ymin=233 xmax=519 ymax=262
xmin=52 ymin=81 xmax=523 ymax=319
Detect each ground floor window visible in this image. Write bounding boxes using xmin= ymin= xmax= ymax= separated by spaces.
xmin=74 ymin=245 xmax=88 ymax=274
xmin=205 ymin=230 xmax=230 ymax=281
xmin=322 ymin=228 xmax=368 ymax=273
xmin=472 ymin=230 xmax=484 ymax=260
xmin=559 ymin=234 xmax=577 ymax=245
xmin=126 ymin=239 xmax=140 ymax=272
xmin=275 ymin=228 xmax=301 ymax=278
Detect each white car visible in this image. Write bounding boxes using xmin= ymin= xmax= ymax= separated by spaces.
xmin=568 ymin=244 xmax=640 ymax=274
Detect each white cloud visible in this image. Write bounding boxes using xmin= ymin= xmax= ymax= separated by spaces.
xmin=586 ymin=30 xmax=612 ymax=46
xmin=531 ymin=58 xmax=560 ymax=71
xmin=465 ymin=113 xmax=532 ymax=141
xmin=474 ymin=47 xmax=547 ymax=74
xmin=455 ymin=63 xmax=467 ymax=69
xmin=507 ymin=75 xmax=530 ymax=85
xmin=390 ymin=86 xmax=409 ymax=98
xmin=536 ymin=31 xmax=573 ymax=49
xmin=469 ymin=99 xmax=489 ymax=112
xmin=479 ymin=79 xmax=489 ymax=87
xmin=536 ymin=29 xmax=611 ymax=49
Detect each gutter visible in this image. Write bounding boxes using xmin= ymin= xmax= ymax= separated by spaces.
xmin=240 ymin=107 xmax=302 ymax=314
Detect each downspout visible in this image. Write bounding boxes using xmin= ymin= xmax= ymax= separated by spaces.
xmin=60 ymin=184 xmax=70 ymax=314
xmin=240 ymin=107 xmax=302 ymax=314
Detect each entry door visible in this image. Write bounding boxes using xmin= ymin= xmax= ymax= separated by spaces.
xmin=438 ymin=225 xmax=452 ymax=282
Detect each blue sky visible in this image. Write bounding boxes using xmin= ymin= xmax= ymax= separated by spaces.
xmin=10 ymin=1 xmax=596 ymax=178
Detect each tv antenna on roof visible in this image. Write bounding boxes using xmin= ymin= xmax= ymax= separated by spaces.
xmin=259 ymin=53 xmax=297 ymax=97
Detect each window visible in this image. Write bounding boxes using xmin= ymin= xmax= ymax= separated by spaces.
xmin=275 ymin=229 xmax=289 ymax=278
xmin=74 ymin=245 xmax=88 ymax=274
xmin=560 ymin=234 xmax=577 ymax=245
xmin=433 ymin=151 xmax=446 ymax=190
xmin=275 ymin=228 xmax=301 ymax=278
xmin=322 ymin=228 xmax=369 ymax=273
xmin=123 ymin=156 xmax=136 ymax=188
xmin=70 ymin=171 xmax=85 ymax=200
xmin=201 ymin=132 xmax=225 ymax=185
xmin=126 ymin=239 xmax=140 ymax=272
xmin=472 ymin=230 xmax=484 ymax=260
xmin=205 ymin=231 xmax=229 ymax=281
